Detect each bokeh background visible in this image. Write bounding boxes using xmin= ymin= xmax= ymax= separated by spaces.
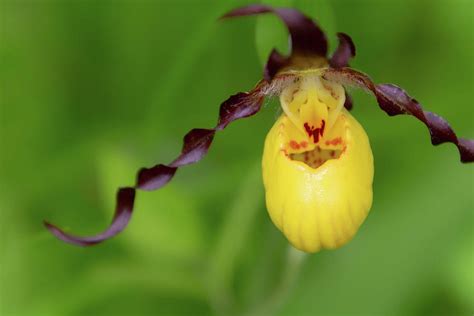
xmin=1 ymin=0 xmax=473 ymax=315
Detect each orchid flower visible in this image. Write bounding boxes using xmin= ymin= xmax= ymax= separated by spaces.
xmin=44 ymin=4 xmax=473 ymax=253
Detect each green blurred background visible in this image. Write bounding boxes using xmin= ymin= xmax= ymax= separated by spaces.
xmin=1 ymin=0 xmax=473 ymax=315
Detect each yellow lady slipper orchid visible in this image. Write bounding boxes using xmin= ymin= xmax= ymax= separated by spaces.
xmin=262 ymin=75 xmax=373 ymax=252
xmin=44 ymin=4 xmax=472 ymax=250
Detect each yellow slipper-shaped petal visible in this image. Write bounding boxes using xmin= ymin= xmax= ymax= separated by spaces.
xmin=262 ymin=75 xmax=374 ymax=253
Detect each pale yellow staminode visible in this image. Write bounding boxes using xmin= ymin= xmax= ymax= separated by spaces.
xmin=262 ymin=75 xmax=374 ymax=253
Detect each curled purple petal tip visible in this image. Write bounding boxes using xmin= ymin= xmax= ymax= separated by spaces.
xmin=44 ymin=188 xmax=136 ymax=246
xmin=330 ymin=32 xmax=356 ymax=68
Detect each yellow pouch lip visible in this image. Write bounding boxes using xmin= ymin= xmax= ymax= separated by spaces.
xmin=262 ymin=108 xmax=374 ymax=253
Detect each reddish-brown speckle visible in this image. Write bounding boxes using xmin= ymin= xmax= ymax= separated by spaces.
xmin=289 ymin=140 xmax=300 ymax=150
xmin=304 ymin=122 xmax=312 ymax=137
xmin=325 ymin=137 xmax=343 ymax=146
xmin=300 ymin=141 xmax=308 ymax=148
xmin=304 ymin=120 xmax=326 ymax=143
xmin=322 ymin=82 xmax=339 ymax=99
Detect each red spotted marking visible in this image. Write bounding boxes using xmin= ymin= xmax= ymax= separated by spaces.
xmin=289 ymin=140 xmax=300 ymax=150
xmin=300 ymin=141 xmax=308 ymax=148
xmin=304 ymin=120 xmax=326 ymax=143
xmin=325 ymin=137 xmax=343 ymax=146
xmin=322 ymin=82 xmax=339 ymax=100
